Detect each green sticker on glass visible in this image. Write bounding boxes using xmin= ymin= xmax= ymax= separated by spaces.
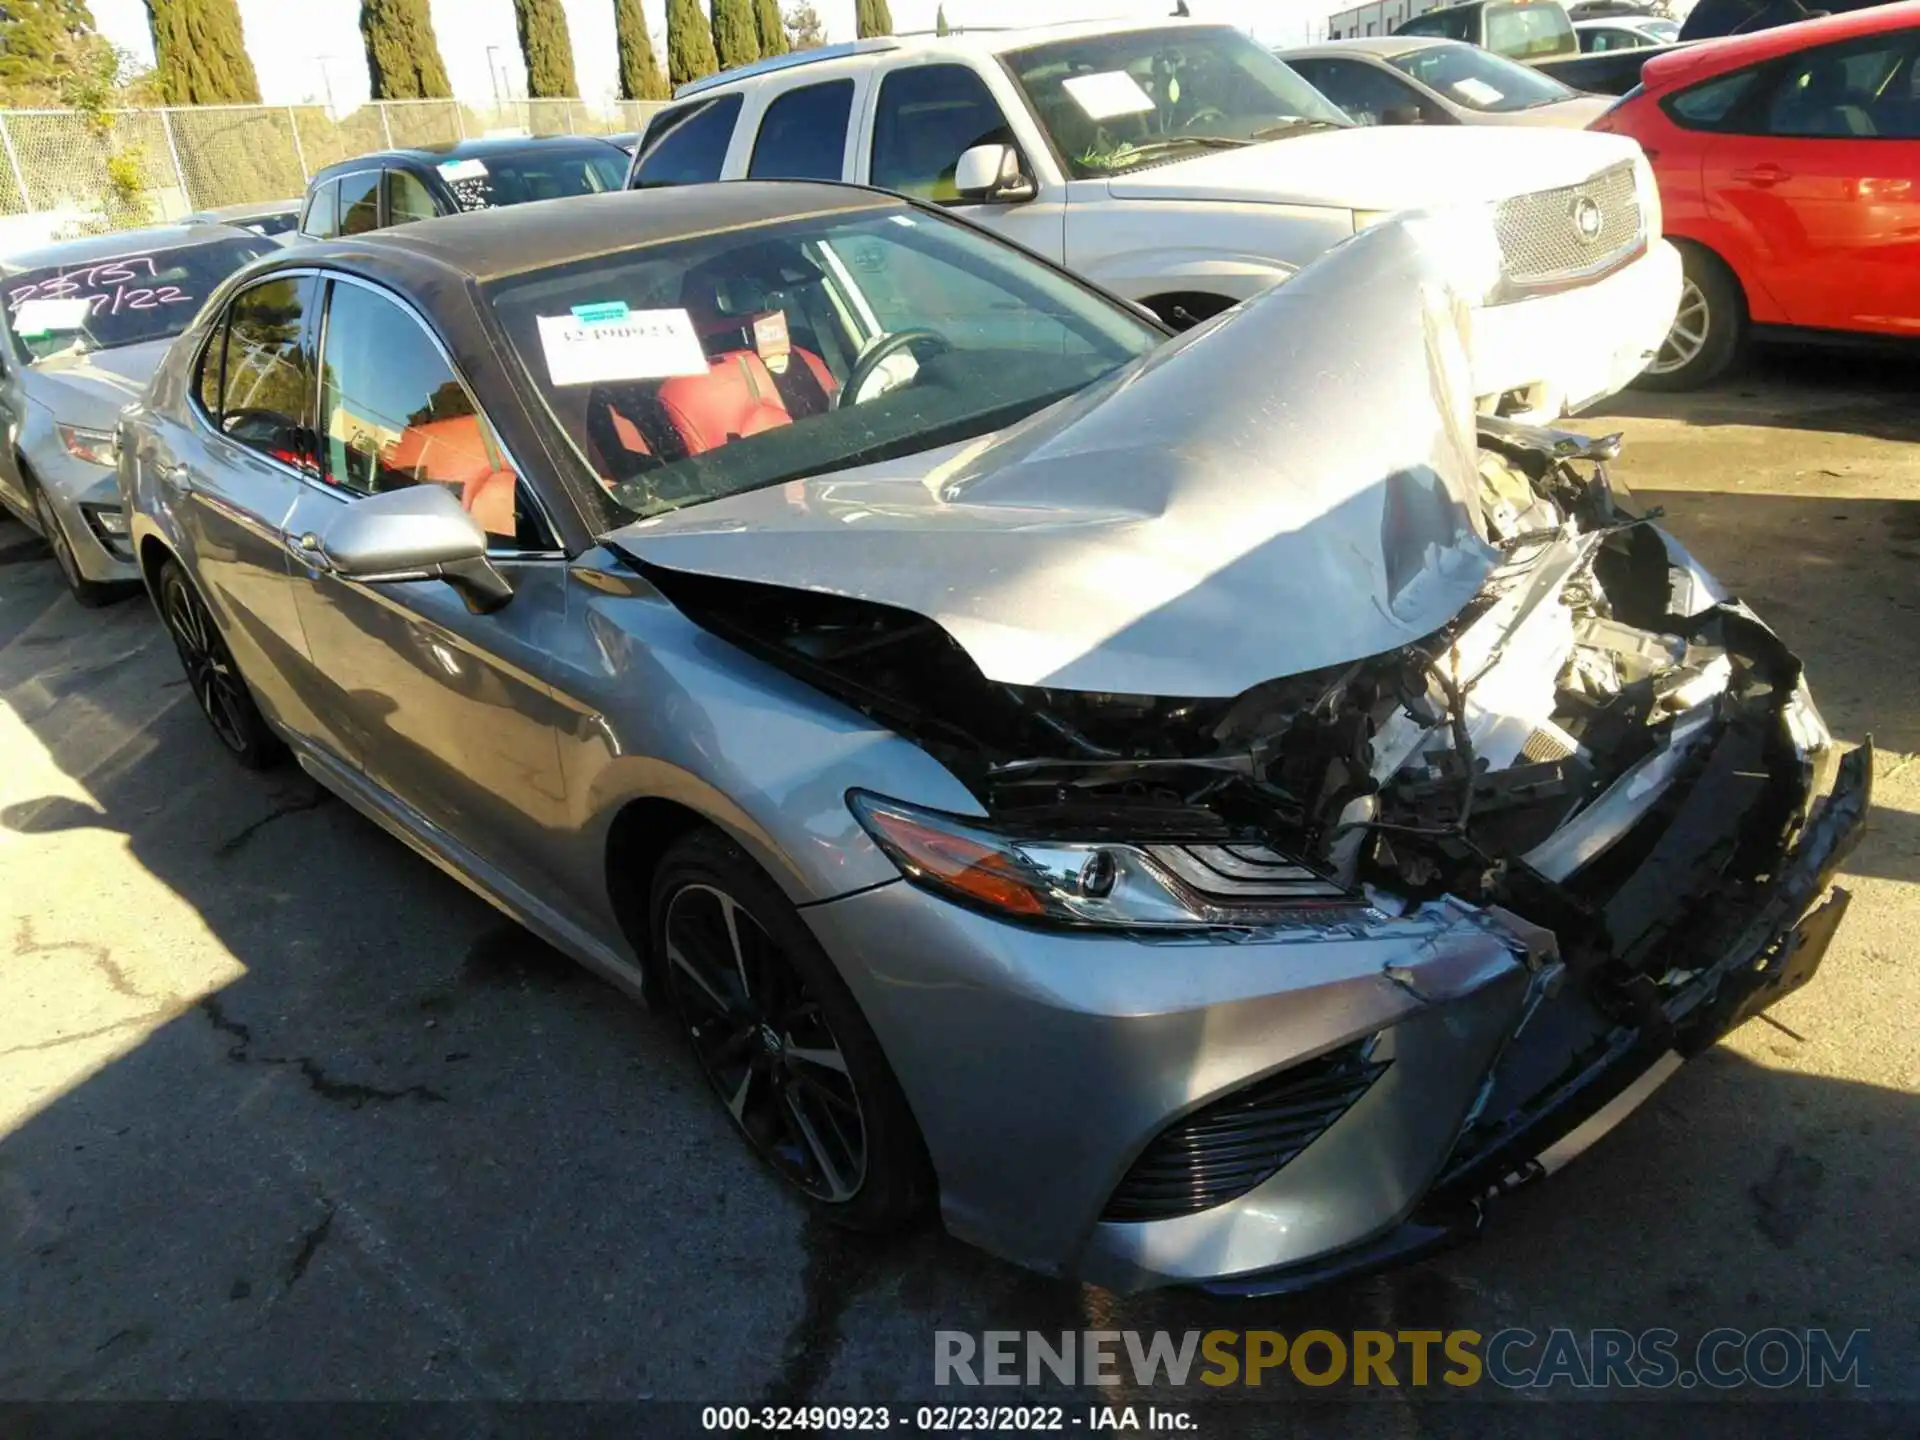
xmin=571 ymin=301 xmax=630 ymax=325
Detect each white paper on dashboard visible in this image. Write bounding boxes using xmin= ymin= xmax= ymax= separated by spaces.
xmin=11 ymin=297 xmax=94 ymax=336
xmin=1450 ymin=77 xmax=1506 ymax=105
xmin=1063 ymin=71 xmax=1156 ymax=121
xmin=536 ymin=307 xmax=710 ymax=387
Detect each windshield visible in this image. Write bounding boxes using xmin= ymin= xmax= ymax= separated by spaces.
xmin=439 ymin=148 xmax=629 ymax=212
xmin=487 ymin=205 xmax=1161 ymax=526
xmin=1006 ymin=25 xmax=1350 ymax=179
xmin=4 ymin=236 xmax=270 ymax=362
xmin=1389 ymin=40 xmax=1578 ymax=110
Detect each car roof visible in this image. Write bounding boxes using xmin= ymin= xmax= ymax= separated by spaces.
xmin=675 ymin=18 xmax=1252 ymax=97
xmin=295 ymin=181 xmax=906 ymax=285
xmin=0 ymin=222 xmax=260 ymax=274
xmin=188 ymin=198 xmax=301 ymax=220
xmin=311 ymin=133 xmax=627 ymax=180
xmin=1280 ymin=35 xmax=1456 ymax=58
xmin=1643 ymin=0 xmax=1920 ymax=89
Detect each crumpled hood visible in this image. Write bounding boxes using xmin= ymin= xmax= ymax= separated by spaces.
xmin=1101 ymin=124 xmax=1643 ymax=212
xmin=26 ymin=336 xmax=173 ymax=425
xmin=613 ymin=215 xmax=1501 ymax=699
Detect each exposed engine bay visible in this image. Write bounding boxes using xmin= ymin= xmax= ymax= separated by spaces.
xmin=636 ymin=417 xmax=1843 ymax=1040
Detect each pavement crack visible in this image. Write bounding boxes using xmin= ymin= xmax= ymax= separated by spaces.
xmin=0 ymin=1008 xmax=182 ymax=1057
xmin=284 ymin=1205 xmax=337 ymax=1291
xmin=214 ymin=785 xmax=325 ymax=858
xmin=12 ymin=917 xmax=157 ymax=1004
xmin=199 ymin=996 xmax=447 ymax=1109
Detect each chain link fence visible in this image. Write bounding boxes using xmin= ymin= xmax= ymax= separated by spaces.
xmin=0 ymin=97 xmax=666 ymax=238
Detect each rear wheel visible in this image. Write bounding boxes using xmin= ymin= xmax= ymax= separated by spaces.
xmin=1635 ymin=244 xmax=1745 ymax=392
xmin=157 ymin=557 xmax=283 ymax=769
xmin=29 ymin=475 xmax=120 ymax=608
xmin=650 ymin=827 xmax=931 ymax=1232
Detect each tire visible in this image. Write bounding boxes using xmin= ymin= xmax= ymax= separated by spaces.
xmin=29 ymin=474 xmax=122 ymax=608
xmin=156 ymin=557 xmax=284 ymax=770
xmin=1634 ymin=243 xmax=1746 ymax=392
xmin=649 ymin=826 xmax=932 ymax=1233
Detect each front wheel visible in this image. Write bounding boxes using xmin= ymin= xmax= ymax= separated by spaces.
xmin=157 ymin=557 xmax=284 ymax=769
xmin=1635 ymin=244 xmax=1746 ymax=392
xmin=650 ymin=827 xmax=932 ymax=1232
xmin=30 ymin=478 xmax=121 ymax=608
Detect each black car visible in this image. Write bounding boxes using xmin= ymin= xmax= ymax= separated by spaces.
xmin=296 ymin=136 xmax=630 ymax=240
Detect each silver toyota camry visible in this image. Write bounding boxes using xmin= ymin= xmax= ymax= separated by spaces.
xmin=117 ymin=183 xmax=1867 ymax=1295
xmin=0 ymin=224 xmax=275 ymax=604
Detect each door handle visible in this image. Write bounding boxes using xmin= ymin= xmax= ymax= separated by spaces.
xmin=1732 ymin=165 xmax=1790 ymax=187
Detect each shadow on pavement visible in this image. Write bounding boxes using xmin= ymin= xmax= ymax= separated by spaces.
xmin=1601 ymin=349 xmax=1920 ymax=444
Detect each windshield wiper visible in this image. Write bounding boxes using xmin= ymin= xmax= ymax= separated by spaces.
xmin=1101 ymin=134 xmax=1253 ymax=169
xmin=1249 ymin=118 xmax=1344 ymax=140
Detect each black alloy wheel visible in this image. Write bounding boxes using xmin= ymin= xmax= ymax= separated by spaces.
xmin=157 ymin=558 xmax=282 ymax=769
xmin=649 ymin=828 xmax=931 ymax=1231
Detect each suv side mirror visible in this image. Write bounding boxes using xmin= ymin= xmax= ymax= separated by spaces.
xmin=954 ymin=144 xmax=1037 ymax=204
xmin=311 ymin=483 xmax=514 ymax=614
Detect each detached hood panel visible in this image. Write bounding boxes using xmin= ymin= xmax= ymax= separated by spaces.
xmin=613 ymin=218 xmax=1498 ymax=699
xmin=1101 ymin=125 xmax=1644 ymax=212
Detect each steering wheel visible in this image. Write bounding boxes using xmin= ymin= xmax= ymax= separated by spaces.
xmin=834 ymin=328 xmax=954 ymax=409
xmin=1182 ymin=105 xmax=1230 ymax=131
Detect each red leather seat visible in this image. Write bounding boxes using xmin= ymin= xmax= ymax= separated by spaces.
xmin=380 ymin=415 xmax=518 ymax=538
xmin=656 ymin=351 xmax=795 ymax=456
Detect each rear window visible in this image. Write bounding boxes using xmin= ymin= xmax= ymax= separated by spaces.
xmin=1485 ymin=2 xmax=1576 ymax=59
xmin=439 ymin=148 xmax=628 ymax=211
xmin=1664 ymin=67 xmax=1761 ymax=127
xmin=4 ymin=236 xmax=272 ymax=362
xmin=1397 ymin=6 xmax=1477 ymax=40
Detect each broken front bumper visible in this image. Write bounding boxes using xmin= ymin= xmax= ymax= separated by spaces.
xmin=1198 ymin=738 xmax=1872 ymax=1298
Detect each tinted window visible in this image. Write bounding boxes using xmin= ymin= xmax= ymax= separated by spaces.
xmin=1762 ymin=34 xmax=1920 ymax=138
xmin=872 ymin=65 xmax=1015 ymax=198
xmin=1666 ymin=67 xmax=1761 ymax=127
xmin=1398 ymin=8 xmax=1476 ymax=41
xmin=1288 ymin=58 xmax=1428 ymax=124
xmin=318 ymin=281 xmax=530 ymax=543
xmin=195 ymin=314 xmax=226 ymax=415
xmin=302 ymin=179 xmax=339 ymax=238
xmin=385 ymin=167 xmax=438 ymax=225
xmin=3 ymin=237 xmax=272 ymax=363
xmin=338 ymin=170 xmax=381 ymax=235
xmin=749 ymin=80 xmax=855 ymax=180
xmin=240 ymin=211 xmax=299 ymax=237
xmin=633 ymin=95 xmax=745 ymax=187
xmin=1486 ymin=2 xmax=1575 ymax=59
xmin=216 ymin=275 xmax=318 ymax=475
xmin=439 ymin=147 xmax=628 ymax=211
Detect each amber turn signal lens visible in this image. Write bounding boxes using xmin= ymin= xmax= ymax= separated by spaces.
xmin=856 ymin=806 xmax=1049 ymax=917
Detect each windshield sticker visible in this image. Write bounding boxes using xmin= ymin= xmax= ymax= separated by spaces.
xmin=11 ymin=296 xmax=94 ymax=337
xmin=571 ymin=300 xmax=631 ymax=324
xmin=536 ymin=307 xmax=709 ymax=386
xmin=888 ymin=213 xmax=917 ymax=227
xmin=437 ymin=158 xmax=489 ymax=182
xmin=753 ymin=311 xmax=791 ymax=374
xmin=7 ymin=254 xmax=195 ymax=323
xmin=1450 ymin=77 xmax=1506 ymax=105
xmin=1063 ymin=71 xmax=1157 ymax=121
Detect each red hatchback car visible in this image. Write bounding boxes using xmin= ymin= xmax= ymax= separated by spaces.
xmin=1593 ymin=2 xmax=1920 ymax=387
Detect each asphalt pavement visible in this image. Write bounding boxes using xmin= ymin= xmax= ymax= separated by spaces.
xmin=1 ymin=352 xmax=1915 ymax=1424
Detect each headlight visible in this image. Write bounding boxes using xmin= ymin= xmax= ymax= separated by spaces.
xmin=847 ymin=791 xmax=1352 ymax=929
xmin=58 ymin=423 xmax=118 ymax=467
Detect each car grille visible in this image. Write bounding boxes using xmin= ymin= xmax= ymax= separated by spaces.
xmin=1101 ymin=1038 xmax=1390 ymax=1223
xmin=1493 ymin=161 xmax=1642 ymax=293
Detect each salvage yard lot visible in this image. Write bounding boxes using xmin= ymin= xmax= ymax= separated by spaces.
xmin=1 ymin=354 xmax=1916 ymax=1408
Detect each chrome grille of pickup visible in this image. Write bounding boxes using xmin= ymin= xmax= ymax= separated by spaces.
xmin=1493 ymin=161 xmax=1642 ymax=292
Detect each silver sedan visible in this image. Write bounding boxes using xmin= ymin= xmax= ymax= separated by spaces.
xmin=117 ymin=184 xmax=1865 ymax=1294
xmin=1280 ymin=36 xmax=1616 ymax=128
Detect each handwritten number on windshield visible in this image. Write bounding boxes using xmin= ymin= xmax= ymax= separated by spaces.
xmin=6 ymin=254 xmax=195 ymax=316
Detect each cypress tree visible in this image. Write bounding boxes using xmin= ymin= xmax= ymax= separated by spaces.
xmin=615 ymin=0 xmax=670 ymax=99
xmin=753 ymin=0 xmax=787 ymax=58
xmin=710 ymin=0 xmax=758 ymax=71
xmin=0 ymin=0 xmax=98 ymax=104
xmin=782 ymin=2 xmax=825 ymax=50
xmin=934 ymin=2 xmax=949 ymax=34
xmin=513 ymin=0 xmax=579 ymax=98
xmin=667 ymin=0 xmax=719 ymax=85
xmin=360 ymin=0 xmax=451 ymax=100
xmin=146 ymin=0 xmax=262 ymax=103
xmin=854 ymin=0 xmax=892 ymax=39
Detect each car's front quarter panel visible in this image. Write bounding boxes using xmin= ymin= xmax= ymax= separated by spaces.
xmin=17 ymin=386 xmax=138 ymax=583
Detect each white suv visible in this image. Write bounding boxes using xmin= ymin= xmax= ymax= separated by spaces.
xmin=625 ymin=20 xmax=1680 ymax=420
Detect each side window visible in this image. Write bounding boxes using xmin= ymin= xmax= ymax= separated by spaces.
xmin=194 ymin=314 xmax=227 ymax=417
xmin=302 ymin=179 xmax=340 ymax=239
xmin=317 ymin=281 xmax=532 ymax=545
xmin=633 ymin=94 xmax=745 ymax=187
xmin=1762 ymin=35 xmax=1920 ymax=139
xmin=384 ymin=167 xmax=439 ymax=225
xmin=338 ymin=170 xmax=381 ymax=235
xmin=870 ymin=64 xmax=1014 ymax=201
xmin=1400 ymin=8 xmax=1473 ymax=40
xmin=1288 ymin=59 xmax=1429 ymax=125
xmin=215 ymin=275 xmax=318 ymax=476
xmin=1665 ymin=67 xmax=1763 ymax=129
xmin=1487 ymin=3 xmax=1574 ymax=59
xmin=748 ymin=80 xmax=855 ymax=180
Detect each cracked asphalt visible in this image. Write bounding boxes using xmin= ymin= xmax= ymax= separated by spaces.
xmin=1 ymin=352 xmax=1916 ymax=1421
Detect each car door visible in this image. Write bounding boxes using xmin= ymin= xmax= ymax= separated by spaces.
xmin=1704 ymin=27 xmax=1920 ymax=334
xmin=149 ymin=271 xmax=333 ymax=746
xmin=861 ymin=62 xmax=1068 ymax=263
xmin=283 ymin=273 xmax=574 ymax=890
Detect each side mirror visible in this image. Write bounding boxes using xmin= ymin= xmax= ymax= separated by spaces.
xmin=953 ymin=143 xmax=1037 ymax=204
xmin=1382 ymin=105 xmax=1425 ymax=126
xmin=312 ymin=484 xmax=514 ymax=614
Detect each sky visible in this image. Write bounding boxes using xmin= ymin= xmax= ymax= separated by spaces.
xmin=90 ymin=0 xmax=1329 ymax=110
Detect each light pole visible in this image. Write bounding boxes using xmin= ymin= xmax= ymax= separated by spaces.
xmin=486 ymin=45 xmax=505 ymax=109
xmin=314 ymin=55 xmax=337 ymax=116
